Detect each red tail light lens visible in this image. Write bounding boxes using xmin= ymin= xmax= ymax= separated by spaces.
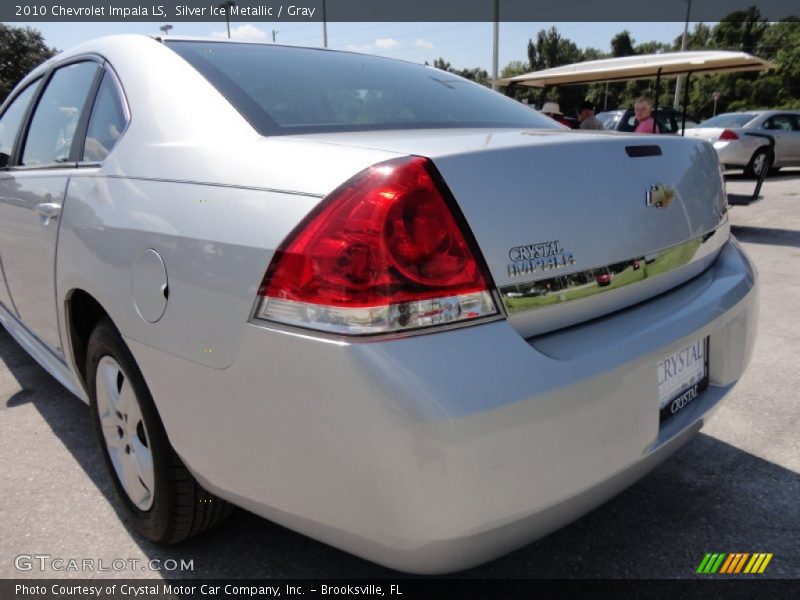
xmin=719 ymin=129 xmax=739 ymax=141
xmin=255 ymin=156 xmax=497 ymax=335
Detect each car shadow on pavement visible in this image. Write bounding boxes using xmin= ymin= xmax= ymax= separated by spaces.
xmin=731 ymin=225 xmax=800 ymax=249
xmin=470 ymin=433 xmax=799 ymax=578
xmin=2 ymin=326 xmax=798 ymax=579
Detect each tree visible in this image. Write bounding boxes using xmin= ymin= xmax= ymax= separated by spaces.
xmin=453 ymin=67 xmax=490 ymax=86
xmin=636 ymin=41 xmax=672 ymax=55
xmin=745 ymin=18 xmax=800 ymax=110
xmin=530 ymin=27 xmax=581 ymax=70
xmin=581 ymin=47 xmax=606 ymax=62
xmin=611 ymin=31 xmax=635 ymax=57
xmin=501 ymin=60 xmax=537 ymax=103
xmin=713 ymin=7 xmax=767 ymax=54
xmin=674 ymin=23 xmax=712 ymax=50
xmin=0 ymin=24 xmax=56 ymax=102
xmin=674 ymin=13 xmax=800 ymax=117
xmin=519 ymin=28 xmax=585 ymax=110
xmin=432 ymin=57 xmax=451 ymax=72
xmin=526 ymin=38 xmax=537 ymax=70
xmin=430 ymin=57 xmax=491 ymax=88
xmin=501 ymin=60 xmax=529 ymax=79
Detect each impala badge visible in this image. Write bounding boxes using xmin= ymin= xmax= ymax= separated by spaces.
xmin=647 ymin=184 xmax=676 ymax=209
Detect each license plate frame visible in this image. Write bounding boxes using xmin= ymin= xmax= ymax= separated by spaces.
xmin=658 ymin=337 xmax=709 ymax=423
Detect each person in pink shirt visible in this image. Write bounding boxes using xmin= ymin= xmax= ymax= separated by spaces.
xmin=633 ymin=96 xmax=660 ymax=134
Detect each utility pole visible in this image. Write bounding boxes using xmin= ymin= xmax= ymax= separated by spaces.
xmin=491 ymin=0 xmax=499 ymax=90
xmin=674 ymin=0 xmax=692 ymax=108
xmin=218 ymin=1 xmax=235 ymax=39
xmin=322 ymin=0 xmax=328 ymax=48
xmin=159 ymin=24 xmax=173 ymax=36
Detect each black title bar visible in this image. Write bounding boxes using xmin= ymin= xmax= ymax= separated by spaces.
xmin=4 ymin=0 xmax=799 ymax=23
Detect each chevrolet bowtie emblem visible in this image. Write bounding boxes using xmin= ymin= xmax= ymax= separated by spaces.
xmin=646 ymin=184 xmax=676 ymax=209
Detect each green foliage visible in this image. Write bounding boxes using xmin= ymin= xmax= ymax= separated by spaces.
xmin=637 ymin=41 xmax=673 ymax=55
xmin=529 ymin=27 xmax=582 ymax=70
xmin=674 ymin=23 xmax=712 ymax=49
xmin=500 ymin=60 xmax=538 ymax=103
xmin=431 ymin=57 xmax=489 ymax=87
xmin=755 ymin=18 xmax=800 ymax=109
xmin=522 ymin=27 xmax=593 ymax=111
xmin=678 ymin=12 xmax=800 ymax=117
xmin=611 ymin=31 xmax=635 ymax=57
xmin=0 ymin=24 xmax=56 ymax=102
xmin=501 ymin=60 xmax=529 ymax=78
xmin=432 ymin=57 xmax=451 ymax=72
xmin=713 ymin=7 xmax=768 ymax=54
xmin=452 ymin=67 xmax=490 ymax=86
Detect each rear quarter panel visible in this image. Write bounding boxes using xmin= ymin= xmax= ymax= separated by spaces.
xmin=57 ymin=174 xmax=319 ymax=369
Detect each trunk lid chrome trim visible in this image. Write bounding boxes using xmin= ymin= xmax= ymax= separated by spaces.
xmin=499 ymin=221 xmax=729 ymax=337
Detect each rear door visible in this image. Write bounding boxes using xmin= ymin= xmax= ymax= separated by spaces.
xmin=786 ymin=115 xmax=800 ymax=163
xmin=0 ymin=59 xmax=101 ymax=355
xmin=0 ymin=79 xmax=42 ymax=315
xmin=762 ymin=113 xmax=799 ymax=164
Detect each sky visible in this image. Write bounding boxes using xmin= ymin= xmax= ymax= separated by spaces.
xmin=16 ymin=21 xmax=701 ymax=72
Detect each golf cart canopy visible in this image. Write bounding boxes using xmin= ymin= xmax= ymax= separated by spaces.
xmin=497 ymin=51 xmax=775 ymax=88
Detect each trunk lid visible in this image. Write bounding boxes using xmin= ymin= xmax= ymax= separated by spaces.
xmin=296 ymin=129 xmax=729 ymax=336
xmin=684 ymin=127 xmax=727 ymax=144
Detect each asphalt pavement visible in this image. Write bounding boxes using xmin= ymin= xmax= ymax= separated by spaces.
xmin=1 ymin=170 xmax=798 ymax=580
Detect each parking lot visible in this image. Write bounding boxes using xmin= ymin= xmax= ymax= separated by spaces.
xmin=1 ymin=171 xmax=798 ymax=580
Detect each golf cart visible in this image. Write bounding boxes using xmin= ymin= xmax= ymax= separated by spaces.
xmin=497 ymin=51 xmax=776 ymax=204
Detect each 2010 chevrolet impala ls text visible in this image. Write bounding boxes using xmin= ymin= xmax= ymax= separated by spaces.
xmin=0 ymin=36 xmax=757 ymax=573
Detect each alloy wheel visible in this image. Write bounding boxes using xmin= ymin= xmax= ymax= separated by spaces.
xmin=752 ymin=152 xmax=767 ymax=177
xmin=95 ymin=356 xmax=155 ymax=511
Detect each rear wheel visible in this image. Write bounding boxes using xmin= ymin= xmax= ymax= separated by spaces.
xmin=87 ymin=319 xmax=232 ymax=543
xmin=744 ymin=148 xmax=770 ymax=179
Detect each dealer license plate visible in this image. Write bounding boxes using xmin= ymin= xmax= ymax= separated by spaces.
xmin=658 ymin=338 xmax=708 ymax=422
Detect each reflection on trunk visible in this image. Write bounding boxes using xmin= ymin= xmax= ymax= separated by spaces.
xmin=501 ymin=235 xmax=707 ymax=315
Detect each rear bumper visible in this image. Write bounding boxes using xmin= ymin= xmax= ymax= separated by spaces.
xmin=128 ymin=238 xmax=757 ymax=573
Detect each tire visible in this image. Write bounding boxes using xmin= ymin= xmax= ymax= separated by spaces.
xmin=86 ymin=318 xmax=232 ymax=544
xmin=744 ymin=148 xmax=771 ymax=179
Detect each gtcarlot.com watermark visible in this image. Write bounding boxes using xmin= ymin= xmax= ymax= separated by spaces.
xmin=14 ymin=554 xmax=194 ymax=573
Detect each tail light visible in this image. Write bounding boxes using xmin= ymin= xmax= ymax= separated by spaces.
xmin=719 ymin=129 xmax=739 ymax=141
xmin=255 ymin=156 xmax=497 ymax=335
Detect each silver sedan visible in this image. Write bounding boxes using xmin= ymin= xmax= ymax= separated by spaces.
xmin=0 ymin=36 xmax=757 ymax=573
xmin=685 ymin=110 xmax=800 ymax=177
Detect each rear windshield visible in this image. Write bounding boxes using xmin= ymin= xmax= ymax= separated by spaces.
xmin=166 ymin=41 xmax=559 ymax=135
xmin=697 ymin=113 xmax=758 ymax=128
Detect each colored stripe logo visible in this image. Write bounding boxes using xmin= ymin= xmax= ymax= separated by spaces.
xmin=697 ymin=553 xmax=773 ymax=574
